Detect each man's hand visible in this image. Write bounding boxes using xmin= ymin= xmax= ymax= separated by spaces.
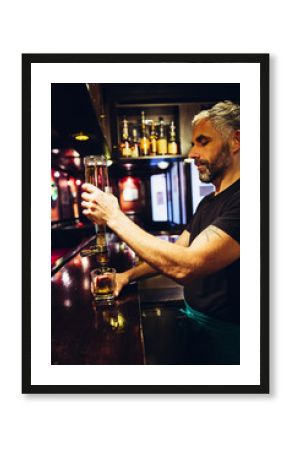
xmin=114 ymin=272 xmax=130 ymax=297
xmin=81 ymin=183 xmax=120 ymax=225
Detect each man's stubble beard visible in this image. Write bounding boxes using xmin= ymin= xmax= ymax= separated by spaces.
xmin=198 ymin=142 xmax=231 ymax=183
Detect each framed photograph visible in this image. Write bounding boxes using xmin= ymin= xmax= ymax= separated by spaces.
xmin=22 ymin=53 xmax=269 ymax=394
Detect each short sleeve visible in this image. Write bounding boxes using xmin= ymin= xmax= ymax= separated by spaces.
xmin=212 ymin=192 xmax=240 ymax=243
xmin=185 ymin=195 xmax=209 ymax=233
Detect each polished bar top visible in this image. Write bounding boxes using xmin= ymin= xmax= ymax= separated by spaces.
xmin=51 ymin=244 xmax=145 ymax=365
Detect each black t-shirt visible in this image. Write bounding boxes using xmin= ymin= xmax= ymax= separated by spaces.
xmin=184 ymin=179 xmax=240 ymax=324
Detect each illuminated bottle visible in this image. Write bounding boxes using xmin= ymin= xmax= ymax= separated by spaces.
xmin=120 ymin=118 xmax=132 ymax=157
xmin=157 ymin=118 xmax=167 ymax=155
xmin=139 ymin=111 xmax=150 ymax=156
xmin=150 ymin=121 xmax=157 ymax=155
xmin=168 ymin=120 xmax=178 ymax=155
xmin=131 ymin=127 xmax=140 ymax=158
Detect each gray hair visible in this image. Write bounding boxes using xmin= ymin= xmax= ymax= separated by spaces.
xmin=192 ymin=101 xmax=240 ymax=139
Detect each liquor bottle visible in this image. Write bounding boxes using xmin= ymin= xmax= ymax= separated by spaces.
xmin=139 ymin=111 xmax=150 ymax=156
xmin=157 ymin=118 xmax=167 ymax=155
xmin=168 ymin=120 xmax=178 ymax=155
xmin=150 ymin=121 xmax=157 ymax=155
xmin=131 ymin=127 xmax=140 ymax=158
xmin=120 ymin=117 xmax=132 ymax=157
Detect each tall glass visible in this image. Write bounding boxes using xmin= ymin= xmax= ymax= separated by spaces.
xmin=80 ymin=155 xmax=109 ymax=267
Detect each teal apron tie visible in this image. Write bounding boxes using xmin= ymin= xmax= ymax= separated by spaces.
xmin=179 ymin=300 xmax=239 ymax=333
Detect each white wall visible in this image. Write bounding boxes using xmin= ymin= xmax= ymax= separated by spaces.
xmin=1 ymin=2 xmax=286 ymax=450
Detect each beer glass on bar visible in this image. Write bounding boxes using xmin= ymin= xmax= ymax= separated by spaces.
xmin=80 ymin=155 xmax=109 ymax=267
xmin=90 ymin=267 xmax=116 ymax=303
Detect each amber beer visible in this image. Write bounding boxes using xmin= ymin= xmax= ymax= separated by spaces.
xmin=83 ymin=155 xmax=109 ymax=266
xmin=85 ymin=164 xmax=96 ymax=185
xmin=84 ymin=155 xmax=98 ymax=185
xmin=95 ymin=232 xmax=109 ymax=265
xmin=90 ymin=268 xmax=116 ymax=301
xmin=93 ymin=275 xmax=113 ymax=295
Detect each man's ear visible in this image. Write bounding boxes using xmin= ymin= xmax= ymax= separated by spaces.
xmin=231 ymin=130 xmax=240 ymax=154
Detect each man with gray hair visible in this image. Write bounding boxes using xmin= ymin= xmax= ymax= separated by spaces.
xmin=81 ymin=100 xmax=240 ymax=364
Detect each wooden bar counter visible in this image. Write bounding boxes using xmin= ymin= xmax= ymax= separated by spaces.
xmin=51 ymin=238 xmax=145 ymax=365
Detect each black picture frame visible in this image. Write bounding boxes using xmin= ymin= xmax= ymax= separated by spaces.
xmin=22 ymin=53 xmax=269 ymax=394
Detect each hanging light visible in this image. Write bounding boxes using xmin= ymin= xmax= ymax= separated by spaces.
xmin=72 ymin=131 xmax=90 ymax=141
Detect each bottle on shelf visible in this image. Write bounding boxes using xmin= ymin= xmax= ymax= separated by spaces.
xmin=120 ymin=117 xmax=132 ymax=157
xmin=168 ymin=120 xmax=178 ymax=155
xmin=139 ymin=111 xmax=150 ymax=156
xmin=131 ymin=127 xmax=140 ymax=158
xmin=157 ymin=118 xmax=167 ymax=155
xmin=120 ymin=117 xmax=132 ymax=158
xmin=150 ymin=121 xmax=157 ymax=155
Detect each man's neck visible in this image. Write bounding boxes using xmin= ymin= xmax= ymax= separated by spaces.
xmin=213 ymin=169 xmax=240 ymax=195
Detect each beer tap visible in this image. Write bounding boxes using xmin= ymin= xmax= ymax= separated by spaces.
xmin=80 ymin=155 xmax=109 ymax=268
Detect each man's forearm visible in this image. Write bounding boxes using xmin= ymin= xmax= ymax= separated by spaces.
xmin=125 ymin=261 xmax=159 ymax=282
xmin=108 ymin=210 xmax=193 ymax=282
xmin=120 ymin=227 xmax=190 ymax=283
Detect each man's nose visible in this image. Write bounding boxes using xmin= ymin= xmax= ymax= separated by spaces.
xmin=188 ymin=146 xmax=200 ymax=160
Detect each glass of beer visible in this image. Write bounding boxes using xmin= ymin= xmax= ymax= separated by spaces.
xmin=80 ymin=155 xmax=110 ymax=265
xmin=90 ymin=267 xmax=116 ymax=303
